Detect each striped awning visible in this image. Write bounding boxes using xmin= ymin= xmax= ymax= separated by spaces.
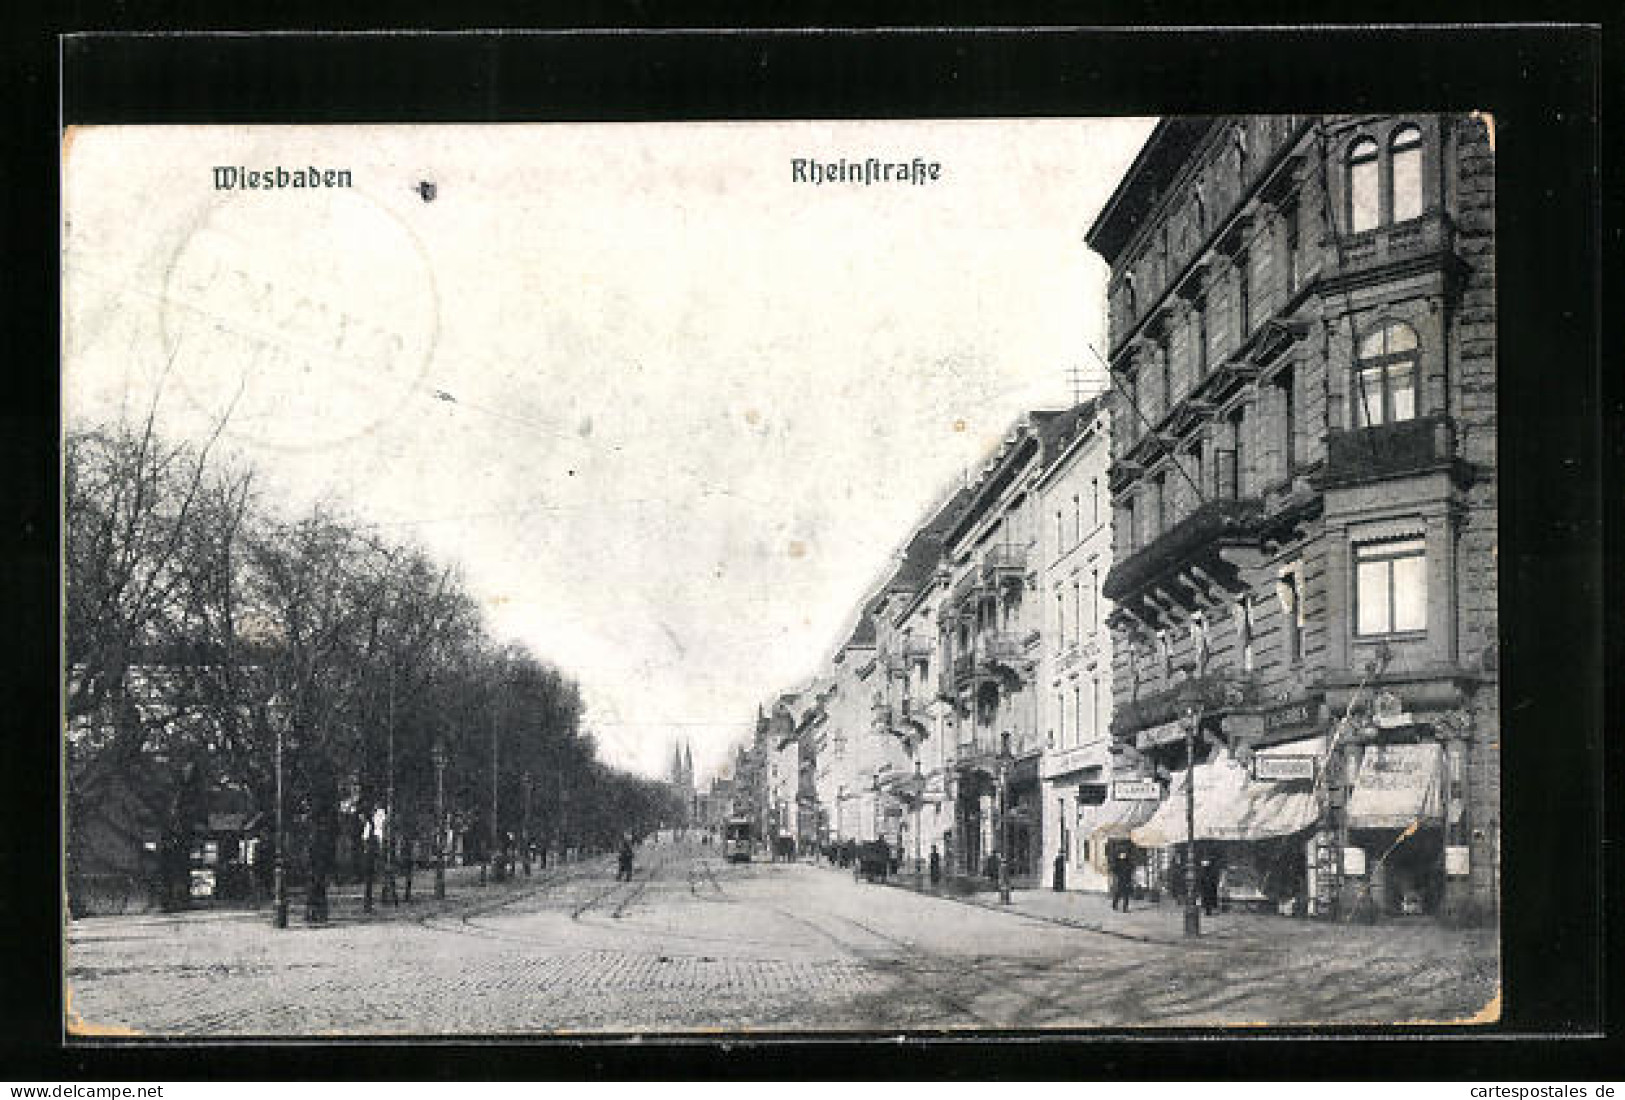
xmin=1131 ymin=754 xmax=1320 ymax=847
xmin=1345 ymin=742 xmax=1444 ymax=830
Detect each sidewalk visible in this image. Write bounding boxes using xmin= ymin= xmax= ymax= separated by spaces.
xmin=877 ymin=870 xmax=1461 ymax=947
xmin=73 ymin=855 xmax=616 ymax=932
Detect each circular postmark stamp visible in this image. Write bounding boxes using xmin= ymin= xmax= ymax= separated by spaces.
xmin=159 ymin=184 xmax=439 ymax=453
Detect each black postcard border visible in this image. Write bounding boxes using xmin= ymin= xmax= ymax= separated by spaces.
xmin=7 ymin=18 xmax=1613 ymax=1081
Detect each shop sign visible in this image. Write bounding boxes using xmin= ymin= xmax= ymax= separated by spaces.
xmin=1111 ymin=779 xmax=1162 ymax=802
xmin=1445 ymin=845 xmax=1471 ymax=877
xmin=1372 ymin=690 xmax=1413 ymax=729
xmin=1263 ymin=699 xmax=1317 ymax=734
xmin=1134 ymin=718 xmax=1188 ymax=751
xmin=1343 ymin=847 xmax=1367 ymax=876
xmin=1253 ymin=755 xmax=1317 ymax=782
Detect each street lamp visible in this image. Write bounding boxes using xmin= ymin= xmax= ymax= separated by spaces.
xmin=998 ymin=731 xmax=1012 ymax=905
xmin=272 ymin=698 xmax=289 ymax=929
xmin=432 ymin=739 xmax=448 ymax=900
xmin=913 ymin=756 xmax=923 ymax=875
xmin=1180 ymin=692 xmax=1204 ymax=939
xmin=521 ymin=771 xmax=533 ymax=877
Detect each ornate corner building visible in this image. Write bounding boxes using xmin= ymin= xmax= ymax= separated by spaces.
xmin=1086 ymin=115 xmax=1498 ymax=924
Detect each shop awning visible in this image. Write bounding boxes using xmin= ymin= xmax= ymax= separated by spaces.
xmin=1083 ymin=790 xmax=1159 ymax=838
xmin=1345 ymin=741 xmax=1444 ymax=830
xmin=1131 ymin=754 xmax=1320 ymax=847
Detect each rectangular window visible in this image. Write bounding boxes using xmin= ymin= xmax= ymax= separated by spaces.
xmin=1072 ymin=581 xmax=1082 ymax=647
xmin=1091 ymin=569 xmax=1101 ymax=630
xmin=1195 ymin=299 xmax=1209 ymax=375
xmin=1237 ymin=251 xmax=1252 ymax=339
xmin=1073 ymin=682 xmax=1084 ymax=743
xmin=1056 ymin=689 xmax=1067 ymax=746
xmin=1351 ymin=155 xmax=1380 ymax=233
xmin=1278 ymin=368 xmax=1296 ymax=477
xmin=1073 ymin=494 xmax=1082 ymax=544
xmin=1354 ymin=538 xmax=1428 ymax=636
xmin=1056 ymin=592 xmax=1066 ymax=648
xmin=1091 ymin=478 xmax=1100 ymax=528
xmin=1392 ymin=141 xmax=1423 ymax=222
xmin=1388 ymin=361 xmax=1417 ymax=422
xmin=1055 ymin=510 xmax=1064 ymax=555
xmin=1284 ymin=203 xmax=1300 ymax=292
xmin=1091 ymin=675 xmax=1102 ymax=737
xmin=1279 ymin=567 xmax=1305 ymax=663
xmin=1160 ymin=337 xmax=1173 ymax=418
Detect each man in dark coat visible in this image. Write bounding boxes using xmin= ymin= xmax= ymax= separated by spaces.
xmin=1199 ymin=858 xmax=1221 ymax=916
xmin=616 ymin=835 xmax=634 ymax=881
xmin=1110 ymin=847 xmax=1134 ymax=912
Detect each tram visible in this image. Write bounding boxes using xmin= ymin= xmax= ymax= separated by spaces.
xmin=724 ymin=816 xmax=753 ymax=863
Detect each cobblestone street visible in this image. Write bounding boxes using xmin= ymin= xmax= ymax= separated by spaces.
xmin=65 ymin=841 xmax=1498 ymax=1036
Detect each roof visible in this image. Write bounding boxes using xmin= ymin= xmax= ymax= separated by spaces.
xmin=1084 ymin=118 xmax=1219 ymax=265
xmin=945 ymin=404 xmax=1094 ymax=548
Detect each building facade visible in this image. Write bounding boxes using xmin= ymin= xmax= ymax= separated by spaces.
xmin=1034 ymin=399 xmax=1116 ymax=893
xmin=938 ymin=410 xmax=1089 ymax=884
xmin=1087 ymin=114 xmax=1497 ymax=922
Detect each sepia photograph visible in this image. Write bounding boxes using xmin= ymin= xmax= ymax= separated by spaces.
xmin=61 ymin=111 xmax=1503 ymax=1038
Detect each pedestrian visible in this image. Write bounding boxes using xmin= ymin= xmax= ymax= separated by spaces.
xmin=617 ymin=835 xmax=634 ymax=881
xmin=928 ymin=844 xmax=941 ymax=885
xmin=1110 ymin=848 xmax=1134 ymax=912
xmin=1200 ymin=858 xmax=1220 ymax=917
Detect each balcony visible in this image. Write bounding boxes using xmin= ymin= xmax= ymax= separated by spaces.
xmin=1109 ymin=673 xmax=1261 ymax=741
xmin=1320 ymin=414 xmax=1460 ymax=489
xmin=1103 ymin=497 xmax=1265 ymax=606
xmin=1323 ymin=212 xmax=1463 ymax=293
xmin=980 ymin=542 xmax=1030 ymax=583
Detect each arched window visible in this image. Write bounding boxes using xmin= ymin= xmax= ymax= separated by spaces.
xmin=1390 ymin=124 xmax=1424 ymax=223
xmin=1354 ymin=321 xmax=1420 ymax=427
xmin=1347 ymin=136 xmax=1380 ymax=233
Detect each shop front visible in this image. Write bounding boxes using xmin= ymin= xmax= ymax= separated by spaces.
xmin=1342 ymin=738 xmax=1447 ymax=917
xmin=1080 ymin=777 xmax=1160 ymax=897
xmin=1129 ymin=740 xmax=1324 ymax=914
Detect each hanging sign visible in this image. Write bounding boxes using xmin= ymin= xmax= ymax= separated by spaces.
xmin=1112 ymin=779 xmax=1162 ymax=801
xmin=1342 ymin=846 xmax=1367 ymax=876
xmin=1445 ymin=845 xmax=1471 ymax=876
xmin=1262 ymin=699 xmax=1317 ymax=734
xmin=1253 ymin=755 xmax=1317 ymax=782
xmin=1135 ymin=719 xmax=1188 ymax=750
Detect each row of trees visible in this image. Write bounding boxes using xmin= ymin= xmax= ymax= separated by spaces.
xmin=66 ymin=412 xmax=685 ymax=915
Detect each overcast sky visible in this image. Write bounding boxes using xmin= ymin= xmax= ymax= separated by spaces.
xmin=62 ymin=118 xmax=1156 ymax=781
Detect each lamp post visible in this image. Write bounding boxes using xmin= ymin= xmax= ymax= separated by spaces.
xmin=382 ymin=666 xmax=397 ymax=906
xmin=872 ymin=773 xmax=882 ymax=843
xmin=486 ymin=701 xmax=500 ymax=885
xmin=1180 ymin=693 xmax=1203 ymax=938
xmin=272 ymin=700 xmax=288 ymax=929
xmin=913 ymin=756 xmax=923 ymax=875
xmin=521 ymin=771 xmax=533 ymax=877
xmin=432 ymin=739 xmax=448 ymax=900
xmin=998 ymin=731 xmax=1012 ymax=905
